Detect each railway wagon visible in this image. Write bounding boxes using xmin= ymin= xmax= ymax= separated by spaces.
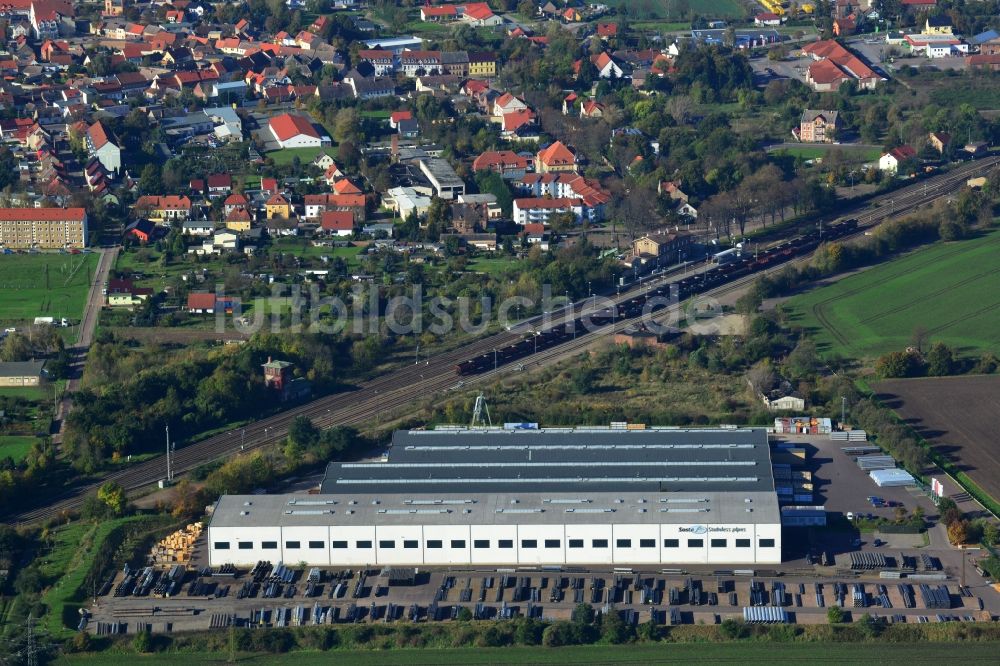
xmin=455 ymin=219 xmax=860 ymax=376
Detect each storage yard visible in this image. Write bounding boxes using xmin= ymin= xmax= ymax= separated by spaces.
xmin=84 ymin=565 xmax=994 ymax=636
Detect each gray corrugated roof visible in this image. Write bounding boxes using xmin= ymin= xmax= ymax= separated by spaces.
xmin=0 ymin=360 xmax=46 ymax=378
xmin=210 ymin=489 xmax=780 ymax=529
xmin=321 ymin=427 xmax=774 ymax=494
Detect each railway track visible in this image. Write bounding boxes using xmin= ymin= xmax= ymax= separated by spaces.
xmin=6 ymin=156 xmax=998 ymax=525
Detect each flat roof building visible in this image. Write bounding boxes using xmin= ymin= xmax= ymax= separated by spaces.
xmin=208 ymin=427 xmax=781 ymax=568
xmin=417 ymin=158 xmax=466 ymax=200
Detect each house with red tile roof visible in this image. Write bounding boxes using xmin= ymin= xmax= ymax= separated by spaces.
xmin=580 ymin=99 xmax=604 ymax=119
xmin=472 ymin=150 xmax=532 ymax=179
xmin=133 ymin=195 xmax=193 ymax=222
xmin=320 ymin=210 xmax=355 ymax=236
xmin=802 ymin=40 xmax=882 ymax=91
xmin=597 ymin=23 xmax=617 ymax=39
xmin=268 ymin=112 xmax=325 ymax=148
xmin=879 ymin=145 xmax=917 ymax=174
xmin=85 ymin=120 xmax=120 ymax=174
xmin=536 ymin=140 xmax=577 ymax=174
xmin=500 ymin=109 xmax=536 ymax=137
xmin=421 ymin=5 xmax=457 ymax=21
xmin=462 ymin=2 xmax=501 ymax=26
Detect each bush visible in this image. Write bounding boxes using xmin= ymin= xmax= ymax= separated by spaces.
xmin=719 ymin=618 xmax=748 ymax=639
xmin=827 ymin=606 xmax=845 ymax=623
xmin=133 ymin=629 xmax=152 ymax=653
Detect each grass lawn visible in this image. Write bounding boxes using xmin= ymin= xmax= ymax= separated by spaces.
xmin=54 ymin=642 xmax=1000 ymax=664
xmin=0 ymin=384 xmax=51 ymax=400
xmin=928 ymin=77 xmax=1000 ymax=110
xmin=271 ymin=238 xmax=364 ymax=268
xmin=361 ymin=110 xmax=392 ymax=120
xmin=40 ymin=516 xmax=158 ymax=638
xmin=0 ymin=253 xmax=96 ymax=324
xmin=0 ymin=435 xmax=36 ymax=462
xmin=267 ymin=146 xmax=331 ymax=166
xmin=782 ymin=230 xmax=1000 ymax=361
xmin=628 ymin=20 xmax=692 ymax=32
xmin=466 ymin=257 xmax=526 ymax=277
xmin=115 ymin=248 xmax=232 ymax=293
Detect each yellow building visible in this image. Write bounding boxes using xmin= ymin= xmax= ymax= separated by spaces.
xmin=265 ymin=193 xmax=292 ymax=220
xmin=924 ymin=16 xmax=953 ymax=36
xmin=468 ymin=51 xmax=497 ymax=77
xmin=224 ymin=205 xmax=252 ymax=232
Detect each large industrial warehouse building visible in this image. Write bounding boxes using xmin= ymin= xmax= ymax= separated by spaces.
xmin=208 ymin=427 xmax=781 ymax=568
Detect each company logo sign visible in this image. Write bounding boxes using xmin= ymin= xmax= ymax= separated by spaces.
xmin=678 ymin=525 xmax=748 ymax=534
xmin=679 ymin=525 xmax=708 ymax=534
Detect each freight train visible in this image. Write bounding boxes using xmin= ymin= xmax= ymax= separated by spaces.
xmin=455 ymin=219 xmax=858 ymax=376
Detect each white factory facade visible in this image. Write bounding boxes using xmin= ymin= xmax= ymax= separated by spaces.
xmin=208 ymin=427 xmax=782 ymax=568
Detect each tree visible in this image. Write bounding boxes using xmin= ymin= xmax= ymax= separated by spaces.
xmin=925 ymin=342 xmax=955 ymax=376
xmin=133 ymin=628 xmax=152 ymax=653
xmin=947 ymin=519 xmax=969 ymax=545
xmin=0 ymin=333 xmax=31 ymax=362
xmin=601 ymin=609 xmax=631 ymax=644
xmin=785 ymin=339 xmax=820 ymax=380
xmin=910 ymin=326 xmax=929 ymax=354
xmin=572 ymin=602 xmax=595 ymax=625
xmin=858 ymin=612 xmax=883 ymax=637
xmin=746 ymin=361 xmax=775 ymax=394
xmin=333 ymin=108 xmax=361 ymax=144
xmin=875 ymin=350 xmax=921 ymax=378
xmin=719 ymin=617 xmax=747 ymax=639
xmin=288 ymin=416 xmax=320 ymax=449
xmin=97 ymin=481 xmax=126 ymax=516
xmin=826 ymin=605 xmax=844 ymax=623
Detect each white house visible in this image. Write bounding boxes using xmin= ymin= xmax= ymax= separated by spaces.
xmin=268 ymin=113 xmax=328 ymax=149
xmin=86 ymin=121 xmax=121 ymax=175
xmin=879 ymin=145 xmax=917 ymax=174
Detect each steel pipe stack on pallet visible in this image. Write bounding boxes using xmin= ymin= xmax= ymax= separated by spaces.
xmin=919 ymin=584 xmax=952 ymax=609
xmin=898 ymin=584 xmax=916 ymax=608
xmin=743 ymin=606 xmax=790 ymax=624
xmin=857 ymin=456 xmax=897 ymax=471
xmin=850 ymin=552 xmax=888 ymax=570
xmin=852 ymin=584 xmax=866 ymax=608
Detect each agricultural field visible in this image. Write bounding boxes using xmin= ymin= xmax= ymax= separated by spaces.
xmin=876 ymin=375 xmax=1000 ymax=504
xmin=0 ymin=435 xmax=35 ymax=463
xmin=0 ymin=253 xmax=96 ymax=324
xmin=782 ymin=230 xmax=1000 ymax=361
xmin=53 ymin=641 xmax=1000 ymax=665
